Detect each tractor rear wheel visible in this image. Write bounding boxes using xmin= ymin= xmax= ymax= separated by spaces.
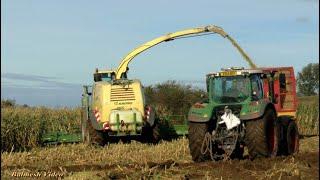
xmin=245 ymin=109 xmax=278 ymax=158
xmin=188 ymin=122 xmax=210 ymax=162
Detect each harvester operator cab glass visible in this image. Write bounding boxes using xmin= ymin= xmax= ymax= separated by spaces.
xmin=211 ymin=76 xmax=250 ymax=103
xmin=250 ymin=74 xmax=263 ymax=101
xmin=93 ymin=72 xmax=115 ymax=82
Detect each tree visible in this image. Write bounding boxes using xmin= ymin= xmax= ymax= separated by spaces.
xmin=1 ymin=99 xmax=16 ymax=108
xmin=297 ymin=63 xmax=319 ymax=96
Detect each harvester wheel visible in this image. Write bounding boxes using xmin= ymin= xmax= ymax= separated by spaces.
xmin=86 ymin=119 xmax=106 ymax=146
xmin=142 ymin=122 xmax=160 ymax=144
xmin=188 ymin=122 xmax=210 ymax=162
xmin=245 ymin=109 xmax=278 ymax=158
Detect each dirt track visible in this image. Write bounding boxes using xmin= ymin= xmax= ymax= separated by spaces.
xmin=1 ymin=136 xmax=319 ymax=179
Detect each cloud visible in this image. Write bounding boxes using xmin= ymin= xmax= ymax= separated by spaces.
xmin=2 ymin=73 xmax=58 ymax=82
xmin=1 ymin=86 xmax=81 ymax=107
xmin=1 ymin=73 xmax=81 ymax=90
xmin=301 ymin=0 xmax=318 ymax=2
xmin=1 ymin=73 xmax=83 ymax=107
xmin=295 ymin=17 xmax=311 ymax=23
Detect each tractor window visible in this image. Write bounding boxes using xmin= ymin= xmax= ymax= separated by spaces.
xmin=211 ymin=76 xmax=250 ymax=103
xmin=250 ymin=75 xmax=263 ymax=100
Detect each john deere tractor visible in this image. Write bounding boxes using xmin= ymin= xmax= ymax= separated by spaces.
xmin=188 ymin=67 xmax=299 ymax=161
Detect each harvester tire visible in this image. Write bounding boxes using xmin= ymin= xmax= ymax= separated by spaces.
xmin=142 ymin=122 xmax=160 ymax=144
xmin=86 ymin=119 xmax=106 ymax=146
xmin=245 ymin=109 xmax=278 ymax=158
xmin=188 ymin=122 xmax=210 ymax=162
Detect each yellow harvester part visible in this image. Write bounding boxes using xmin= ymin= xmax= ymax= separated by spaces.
xmin=115 ymin=25 xmax=257 ymax=79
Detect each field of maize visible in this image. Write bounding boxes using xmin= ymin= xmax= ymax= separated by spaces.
xmin=1 ymin=96 xmax=319 ymax=179
xmin=1 ymin=96 xmax=318 ymax=152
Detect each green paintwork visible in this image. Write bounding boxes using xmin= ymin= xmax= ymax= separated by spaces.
xmin=161 ymin=115 xmax=189 ymax=136
xmin=42 ymin=132 xmax=81 ymax=144
xmin=188 ymin=74 xmax=272 ymax=123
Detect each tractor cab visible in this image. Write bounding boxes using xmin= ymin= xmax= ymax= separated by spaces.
xmin=206 ymin=67 xmax=264 ymax=104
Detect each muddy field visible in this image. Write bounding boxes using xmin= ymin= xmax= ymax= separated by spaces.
xmin=1 ymin=136 xmax=318 ymax=179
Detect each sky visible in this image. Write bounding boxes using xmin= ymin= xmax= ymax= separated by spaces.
xmin=1 ymin=0 xmax=319 ymax=107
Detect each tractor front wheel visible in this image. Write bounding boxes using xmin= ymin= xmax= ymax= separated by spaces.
xmin=188 ymin=122 xmax=210 ymax=162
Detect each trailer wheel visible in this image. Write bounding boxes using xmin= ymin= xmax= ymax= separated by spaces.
xmin=286 ymin=121 xmax=299 ymax=154
xmin=188 ymin=122 xmax=210 ymax=162
xmin=277 ymin=118 xmax=299 ymax=155
xmin=245 ymin=109 xmax=278 ymax=158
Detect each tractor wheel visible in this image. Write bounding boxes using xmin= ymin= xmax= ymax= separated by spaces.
xmin=141 ymin=122 xmax=160 ymax=144
xmin=286 ymin=121 xmax=299 ymax=154
xmin=188 ymin=122 xmax=210 ymax=162
xmin=245 ymin=109 xmax=278 ymax=158
xmin=277 ymin=119 xmax=299 ymax=155
xmin=86 ymin=119 xmax=106 ymax=146
xmin=231 ymin=143 xmax=245 ymax=160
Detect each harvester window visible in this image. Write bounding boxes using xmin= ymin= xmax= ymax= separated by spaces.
xmin=101 ymin=74 xmax=112 ymax=81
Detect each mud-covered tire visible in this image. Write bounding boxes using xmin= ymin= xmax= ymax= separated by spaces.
xmin=86 ymin=119 xmax=106 ymax=146
xmin=188 ymin=122 xmax=210 ymax=162
xmin=141 ymin=123 xmax=160 ymax=144
xmin=277 ymin=118 xmax=299 ymax=155
xmin=286 ymin=121 xmax=299 ymax=154
xmin=245 ymin=109 xmax=278 ymax=158
xmin=231 ymin=143 xmax=244 ymax=160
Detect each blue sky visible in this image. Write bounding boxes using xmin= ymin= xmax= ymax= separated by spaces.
xmin=1 ymin=0 xmax=319 ymax=107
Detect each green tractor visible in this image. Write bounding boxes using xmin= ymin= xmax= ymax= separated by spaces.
xmin=188 ymin=67 xmax=299 ymax=161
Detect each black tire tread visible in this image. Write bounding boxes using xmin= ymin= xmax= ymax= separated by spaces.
xmin=245 ymin=109 xmax=277 ymax=158
xmin=188 ymin=122 xmax=209 ymax=162
xmin=86 ymin=119 xmax=106 ymax=146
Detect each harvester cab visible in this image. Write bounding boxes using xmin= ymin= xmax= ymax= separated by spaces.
xmin=188 ymin=66 xmax=299 ymax=162
xmin=93 ymin=69 xmax=116 ymax=82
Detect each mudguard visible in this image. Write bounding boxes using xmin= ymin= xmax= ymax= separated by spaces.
xmin=240 ymin=99 xmax=275 ymax=120
xmin=188 ymin=103 xmax=213 ymax=123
